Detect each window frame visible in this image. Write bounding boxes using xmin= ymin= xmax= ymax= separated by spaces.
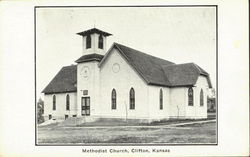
xmin=98 ymin=35 xmax=104 ymax=49
xmin=159 ymin=89 xmax=163 ymax=110
xmin=129 ymin=88 xmax=135 ymax=110
xmin=86 ymin=35 xmax=91 ymax=49
xmin=111 ymin=89 xmax=117 ymax=109
xmin=200 ymin=89 xmax=204 ymax=106
xmin=188 ymin=87 xmax=194 ymax=106
xmin=66 ymin=94 xmax=70 ymax=110
xmin=52 ymin=95 xmax=56 ymax=110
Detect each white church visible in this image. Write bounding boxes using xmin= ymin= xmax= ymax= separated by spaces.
xmin=42 ymin=28 xmax=212 ymax=123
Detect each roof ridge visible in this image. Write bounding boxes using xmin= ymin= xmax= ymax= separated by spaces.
xmin=77 ymin=28 xmax=112 ymax=36
xmin=62 ymin=64 xmax=77 ymax=68
xmin=78 ymin=53 xmax=104 ymax=57
xmin=161 ymin=62 xmax=194 ymax=68
xmin=192 ymin=63 xmax=209 ymax=75
xmin=192 ymin=63 xmax=202 ymax=74
xmin=114 ymin=42 xmax=175 ymax=64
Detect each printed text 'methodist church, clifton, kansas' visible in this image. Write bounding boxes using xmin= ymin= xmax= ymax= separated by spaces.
xmin=42 ymin=28 xmax=212 ymax=124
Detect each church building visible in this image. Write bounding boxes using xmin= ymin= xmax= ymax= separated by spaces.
xmin=42 ymin=28 xmax=212 ymax=123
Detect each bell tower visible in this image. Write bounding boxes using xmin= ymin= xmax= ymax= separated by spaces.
xmin=77 ymin=28 xmax=112 ymax=55
xmin=75 ymin=28 xmax=112 ymax=118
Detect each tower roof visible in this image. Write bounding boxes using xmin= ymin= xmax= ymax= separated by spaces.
xmin=75 ymin=53 xmax=104 ymax=63
xmin=76 ymin=28 xmax=112 ymax=37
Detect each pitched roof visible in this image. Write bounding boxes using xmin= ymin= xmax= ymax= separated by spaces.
xmin=42 ymin=65 xmax=77 ymax=94
xmin=113 ymin=43 xmax=175 ymax=86
xmin=100 ymin=43 xmax=212 ymax=88
xmin=77 ymin=28 xmax=112 ymax=37
xmin=75 ymin=53 xmax=104 ymax=63
xmin=43 ymin=43 xmax=212 ymax=94
xmin=162 ymin=63 xmax=212 ymax=88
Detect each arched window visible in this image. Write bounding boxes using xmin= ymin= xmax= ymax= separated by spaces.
xmin=98 ymin=35 xmax=103 ymax=49
xmin=66 ymin=94 xmax=70 ymax=110
xmin=159 ymin=89 xmax=163 ymax=110
xmin=111 ymin=89 xmax=116 ymax=109
xmin=52 ymin=95 xmax=56 ymax=110
xmin=86 ymin=35 xmax=91 ymax=49
xmin=188 ymin=87 xmax=193 ymax=106
xmin=200 ymin=89 xmax=204 ymax=106
xmin=129 ymin=88 xmax=135 ymax=109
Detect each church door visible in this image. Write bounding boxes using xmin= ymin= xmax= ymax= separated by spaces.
xmin=81 ymin=97 xmax=90 ymax=116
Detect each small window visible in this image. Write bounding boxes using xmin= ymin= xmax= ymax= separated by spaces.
xmin=200 ymin=89 xmax=204 ymax=106
xmin=66 ymin=94 xmax=70 ymax=110
xmin=49 ymin=115 xmax=52 ymax=120
xmin=159 ymin=89 xmax=163 ymax=110
xmin=98 ymin=35 xmax=103 ymax=49
xmin=111 ymin=89 xmax=116 ymax=109
xmin=52 ymin=95 xmax=56 ymax=110
xmin=72 ymin=115 xmax=77 ymax=117
xmin=86 ymin=35 xmax=91 ymax=49
xmin=188 ymin=87 xmax=193 ymax=106
xmin=129 ymin=88 xmax=135 ymax=109
xmin=65 ymin=115 xmax=68 ymax=120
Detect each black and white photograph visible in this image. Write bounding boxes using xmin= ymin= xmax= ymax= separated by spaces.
xmin=36 ymin=6 xmax=217 ymax=145
xmin=0 ymin=1 xmax=249 ymax=157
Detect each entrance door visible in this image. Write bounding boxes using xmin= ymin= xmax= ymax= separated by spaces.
xmin=81 ymin=97 xmax=90 ymax=116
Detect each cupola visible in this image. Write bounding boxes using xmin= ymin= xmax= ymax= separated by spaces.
xmin=77 ymin=28 xmax=112 ymax=55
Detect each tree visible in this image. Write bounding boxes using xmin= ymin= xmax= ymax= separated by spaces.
xmin=208 ymin=88 xmax=216 ymax=98
xmin=37 ymin=98 xmax=44 ymax=124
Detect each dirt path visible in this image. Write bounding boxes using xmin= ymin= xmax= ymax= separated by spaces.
xmin=62 ymin=119 xmax=216 ymax=129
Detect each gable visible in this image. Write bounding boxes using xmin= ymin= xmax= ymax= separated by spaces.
xmin=99 ymin=43 xmax=212 ymax=88
xmin=100 ymin=48 xmax=149 ymax=86
xmin=99 ymin=43 xmax=175 ymax=87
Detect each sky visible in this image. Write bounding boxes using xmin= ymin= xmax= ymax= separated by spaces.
xmin=36 ymin=7 xmax=216 ymax=99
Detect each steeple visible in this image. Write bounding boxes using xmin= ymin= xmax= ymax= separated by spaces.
xmin=77 ymin=28 xmax=112 ymax=55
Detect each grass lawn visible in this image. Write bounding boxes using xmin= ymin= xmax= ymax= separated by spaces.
xmin=37 ymin=121 xmax=216 ymax=144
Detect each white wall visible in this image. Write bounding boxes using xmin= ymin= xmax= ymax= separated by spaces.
xmin=185 ymin=76 xmax=209 ymax=119
xmin=148 ymin=86 xmax=171 ymax=120
xmin=169 ymin=87 xmax=187 ymax=118
xmin=44 ymin=62 xmax=209 ymax=121
xmin=168 ymin=76 xmax=209 ymax=119
xmin=99 ymin=48 xmax=150 ymax=119
xmin=43 ymin=92 xmax=77 ymax=120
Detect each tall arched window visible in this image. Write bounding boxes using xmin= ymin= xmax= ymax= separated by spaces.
xmin=98 ymin=35 xmax=103 ymax=49
xmin=111 ymin=89 xmax=116 ymax=109
xmin=188 ymin=87 xmax=193 ymax=106
xmin=129 ymin=88 xmax=135 ymax=109
xmin=86 ymin=35 xmax=91 ymax=49
xmin=200 ymin=89 xmax=204 ymax=106
xmin=66 ymin=94 xmax=70 ymax=110
xmin=159 ymin=89 xmax=163 ymax=110
xmin=53 ymin=95 xmax=56 ymax=110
